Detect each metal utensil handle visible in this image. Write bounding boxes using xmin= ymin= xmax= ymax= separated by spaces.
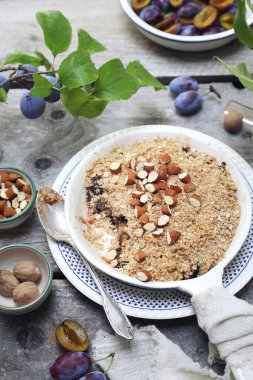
xmin=71 ymin=241 xmax=134 ymax=340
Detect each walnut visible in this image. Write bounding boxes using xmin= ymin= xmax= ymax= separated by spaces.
xmin=0 ymin=270 xmax=20 ymax=297
xmin=13 ymin=260 xmax=41 ymax=283
xmin=13 ymin=281 xmax=39 ymax=306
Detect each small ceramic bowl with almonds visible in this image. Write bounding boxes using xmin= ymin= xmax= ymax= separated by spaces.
xmin=0 ymin=168 xmax=36 ymax=229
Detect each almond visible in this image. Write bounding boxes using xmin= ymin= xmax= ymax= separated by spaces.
xmin=0 ymin=200 xmax=7 ymax=212
xmin=152 ymin=193 xmax=162 ymax=204
xmin=15 ymin=178 xmax=26 ymax=189
xmin=135 ymin=251 xmax=147 ymax=262
xmin=5 ymin=185 xmax=19 ymax=200
xmin=136 ymin=161 xmax=144 ymax=172
xmin=130 ymin=198 xmax=140 ymax=207
xmin=124 ymin=170 xmax=137 ymax=185
xmin=147 ymin=171 xmax=159 ymax=183
xmin=106 ymin=249 xmax=118 ymax=261
xmin=136 ymin=180 xmax=145 ymax=192
xmin=109 ymin=162 xmax=122 ymax=174
xmin=3 ymin=206 xmax=16 ymax=217
xmin=20 ymin=200 xmax=28 ymax=210
xmin=103 ymin=171 xmax=110 ymax=178
xmin=111 ymin=259 xmax=118 ymax=268
xmin=178 ymin=172 xmax=191 ymax=184
xmin=167 ymin=175 xmax=178 ymax=186
xmin=133 ymin=227 xmax=144 ymax=238
xmin=160 ymin=153 xmax=171 ymax=164
xmin=25 ymin=194 xmax=32 ymax=202
xmin=145 ymin=183 xmax=159 ymax=193
xmin=9 ymin=173 xmax=20 ymax=181
xmin=140 ymin=193 xmax=149 ymax=204
xmin=136 ymin=155 xmax=146 ymax=162
xmin=137 ymin=170 xmax=148 ymax=180
xmin=135 ymin=205 xmax=147 ymax=218
xmin=130 ymin=158 xmax=137 ymax=170
xmin=161 ymin=204 xmax=171 ymax=216
xmin=0 ymin=172 xmax=10 ymax=182
xmin=164 ymin=195 xmax=177 ymax=207
xmin=0 ymin=189 xmax=8 ymax=200
xmin=169 ymin=184 xmax=182 ymax=194
xmin=17 ymin=192 xmax=26 ymax=202
xmin=12 ymin=198 xmax=19 ymax=209
xmin=143 ymin=162 xmax=154 ymax=172
xmin=153 ymin=228 xmax=164 ymax=237
xmin=157 ymin=164 xmax=168 ymax=180
xmin=167 ymin=163 xmax=181 ymax=175
xmin=16 ymin=208 xmax=21 ymax=215
xmin=183 ymin=183 xmax=196 ymax=193
xmin=157 ymin=180 xmax=166 ymax=190
xmin=143 ymin=222 xmax=156 ymax=232
xmin=139 ymin=213 xmax=149 ymax=224
xmin=142 ymin=178 xmax=148 ymax=185
xmin=132 ymin=191 xmax=144 ymax=199
xmin=158 ymin=215 xmax=170 ymax=227
xmin=4 ymin=181 xmax=13 ymax=188
xmin=136 ymin=270 xmax=152 ymax=282
xmin=165 ymin=188 xmax=176 ymax=196
xmin=189 ymin=194 xmax=201 ymax=207
xmin=167 ymin=230 xmax=181 ymax=245
xmin=150 ymin=158 xmax=159 ymax=165
xmin=0 ymin=214 xmax=5 ymax=219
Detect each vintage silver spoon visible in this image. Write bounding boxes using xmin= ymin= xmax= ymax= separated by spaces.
xmin=36 ymin=187 xmax=134 ymax=340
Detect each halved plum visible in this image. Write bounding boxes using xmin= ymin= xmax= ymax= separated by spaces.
xmin=170 ymin=0 xmax=184 ymax=8
xmin=155 ymin=13 xmax=176 ymax=30
xmin=209 ymin=0 xmax=234 ymax=11
xmin=219 ymin=12 xmax=234 ymax=29
xmin=177 ymin=3 xmax=202 ymax=18
xmin=132 ymin=0 xmax=151 ymax=12
xmin=153 ymin=0 xmax=170 ymax=12
xmin=164 ymin=22 xmax=182 ymax=34
xmin=178 ymin=16 xmax=194 ymax=24
xmin=56 ymin=319 xmax=89 ymax=351
xmin=193 ymin=5 xmax=217 ymax=29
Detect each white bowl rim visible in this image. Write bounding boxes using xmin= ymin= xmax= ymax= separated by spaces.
xmin=120 ymin=0 xmax=253 ymax=44
xmin=65 ymin=125 xmax=252 ymax=290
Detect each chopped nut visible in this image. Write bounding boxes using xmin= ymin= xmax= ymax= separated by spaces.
xmin=139 ymin=213 xmax=149 ymax=224
xmin=136 ymin=180 xmax=145 ymax=192
xmin=137 ymin=170 xmax=148 ymax=179
xmin=106 ymin=249 xmax=118 ymax=261
xmin=135 ymin=251 xmax=147 ymax=262
xmin=167 ymin=162 xmax=181 ymax=175
xmin=124 ymin=170 xmax=137 ymax=185
xmin=143 ymin=222 xmax=156 ymax=232
xmin=157 ymin=180 xmax=166 ymax=190
xmin=153 ymin=228 xmax=164 ymax=237
xmin=164 ymin=195 xmax=177 ymax=207
xmin=136 ymin=270 xmax=152 ymax=282
xmin=140 ymin=193 xmax=149 ymax=204
xmin=133 ymin=227 xmax=144 ymax=238
xmin=161 ymin=204 xmax=172 ymax=216
xmin=130 ymin=198 xmax=141 ymax=207
xmin=157 ymin=164 xmax=168 ymax=180
xmin=132 ymin=191 xmax=144 ymax=199
xmin=143 ymin=162 xmax=154 ymax=172
xmin=158 ymin=215 xmax=170 ymax=227
xmin=183 ymin=182 xmax=196 ymax=193
xmin=167 ymin=230 xmax=181 ymax=245
xmin=165 ymin=188 xmax=176 ymax=196
xmin=160 ymin=153 xmax=171 ymax=164
xmin=169 ymin=184 xmax=182 ymax=194
xmin=189 ymin=194 xmax=201 ymax=207
xmin=145 ymin=183 xmax=159 ymax=193
xmin=135 ymin=205 xmax=147 ymax=218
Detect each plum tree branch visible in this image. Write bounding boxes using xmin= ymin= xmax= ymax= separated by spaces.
xmin=0 ymin=68 xmax=57 ymax=89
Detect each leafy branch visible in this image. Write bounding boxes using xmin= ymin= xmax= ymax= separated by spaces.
xmin=0 ymin=10 xmax=166 ymax=119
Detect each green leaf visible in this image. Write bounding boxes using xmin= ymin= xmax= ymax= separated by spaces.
xmin=34 ymin=50 xmax=52 ymax=70
xmin=79 ymin=97 xmax=108 ymax=118
xmin=126 ymin=60 xmax=166 ymax=90
xmin=0 ymin=88 xmax=7 ymax=103
xmin=214 ymin=57 xmax=253 ymax=91
xmin=78 ymin=29 xmax=106 ymax=55
xmin=58 ymin=50 xmax=98 ymax=88
xmin=60 ymin=88 xmax=88 ymax=117
xmin=234 ymin=0 xmax=253 ymax=49
xmin=31 ymin=74 xmax=53 ymax=97
xmin=36 ymin=11 xmax=72 ymax=57
xmin=94 ymin=59 xmax=140 ymax=101
xmin=4 ymin=51 xmax=43 ymax=67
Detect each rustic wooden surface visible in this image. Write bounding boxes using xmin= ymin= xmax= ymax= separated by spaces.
xmin=1 ymin=0 xmax=253 ymax=379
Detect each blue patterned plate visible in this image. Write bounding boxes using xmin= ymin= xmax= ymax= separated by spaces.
xmin=48 ymin=127 xmax=253 ymax=319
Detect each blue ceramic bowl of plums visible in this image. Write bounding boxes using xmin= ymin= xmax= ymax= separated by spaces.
xmin=120 ymin=0 xmax=253 ymax=51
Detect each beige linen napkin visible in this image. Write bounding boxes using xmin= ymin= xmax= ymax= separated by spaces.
xmin=92 ymin=287 xmax=253 ymax=380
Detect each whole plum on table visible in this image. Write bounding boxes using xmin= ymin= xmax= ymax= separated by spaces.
xmin=50 ymin=351 xmax=92 ymax=380
xmin=174 ymin=90 xmax=203 ymax=115
xmin=169 ymin=76 xmax=198 ymax=95
xmin=0 ymin=74 xmax=10 ymax=92
xmin=139 ymin=5 xmax=161 ymax=23
xmin=180 ymin=24 xmax=200 ymax=36
xmin=79 ymin=371 xmax=107 ymax=380
xmin=20 ymin=91 xmax=46 ymax=119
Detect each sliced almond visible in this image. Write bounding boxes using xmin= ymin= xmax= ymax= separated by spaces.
xmin=169 ymin=184 xmax=182 ymax=194
xmin=135 ymin=205 xmax=147 ymax=218
xmin=158 ymin=214 xmax=170 ymax=227
xmin=137 ymin=170 xmax=148 ymax=180
xmin=136 ymin=161 xmax=144 ymax=172
xmin=161 ymin=204 xmax=171 ymax=216
xmin=160 ymin=153 xmax=171 ymax=164
xmin=143 ymin=162 xmax=154 ymax=172
xmin=130 ymin=198 xmax=140 ymax=207
xmin=106 ymin=249 xmax=118 ymax=261
xmin=12 ymin=198 xmax=19 ymax=209
xmin=157 ymin=180 xmax=166 ymax=190
xmin=164 ymin=195 xmax=177 ymax=207
xmin=145 ymin=183 xmax=158 ymax=193
xmin=148 ymin=170 xmax=159 ymax=183
xmin=153 ymin=228 xmax=164 ymax=237
xmin=140 ymin=193 xmax=149 ymax=204
xmin=189 ymin=194 xmax=201 ymax=207
xmin=20 ymin=200 xmax=28 ymax=210
xmin=15 ymin=178 xmax=26 ymax=189
xmin=167 ymin=175 xmax=178 ymax=186
xmin=157 ymin=164 xmax=168 ymax=180
xmin=0 ymin=189 xmax=8 ymax=199
xmin=142 ymin=178 xmax=148 ymax=185
xmin=17 ymin=192 xmax=26 ymax=202
xmin=7 ymin=200 xmax=11 ymax=207
xmin=152 ymin=193 xmax=162 ymax=204
xmin=143 ymin=222 xmax=156 ymax=232
xmin=167 ymin=230 xmax=181 ymax=245
xmin=132 ymin=191 xmax=144 ymax=199
xmin=109 ymin=162 xmax=122 ymax=174
xmin=135 ymin=251 xmax=147 ymax=262
xmin=133 ymin=227 xmax=144 ymax=238
xmin=165 ymin=188 xmax=176 ymax=196
xmin=124 ymin=170 xmax=137 ymax=185
xmin=167 ymin=163 xmax=181 ymax=175
xmin=16 ymin=208 xmax=21 ymax=215
xmin=136 ymin=270 xmax=152 ymax=282
xmin=136 ymin=180 xmax=145 ymax=192
xmin=139 ymin=213 xmax=149 ymax=224
xmin=183 ymin=183 xmax=196 ymax=193
xmin=178 ymin=172 xmax=191 ymax=184
xmin=136 ymin=155 xmax=146 ymax=162
xmin=130 ymin=158 xmax=137 ymax=171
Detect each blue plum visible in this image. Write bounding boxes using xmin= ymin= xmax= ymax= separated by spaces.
xmin=139 ymin=5 xmax=161 ymax=23
xmin=177 ymin=3 xmax=201 ymax=18
xmin=180 ymin=25 xmax=200 ymax=36
xmin=20 ymin=91 xmax=46 ymax=119
xmin=152 ymin=0 xmax=170 ymax=12
xmin=203 ymin=26 xmax=225 ymax=34
xmin=43 ymin=75 xmax=61 ymax=103
xmin=16 ymin=64 xmax=38 ymax=89
xmin=79 ymin=371 xmax=107 ymax=380
xmin=50 ymin=352 xmax=92 ymax=380
xmin=174 ymin=90 xmax=203 ymax=115
xmin=169 ymin=76 xmax=198 ymax=95
xmin=0 ymin=74 xmax=10 ymax=92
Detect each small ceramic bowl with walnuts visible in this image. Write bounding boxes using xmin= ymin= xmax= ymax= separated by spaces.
xmin=0 ymin=244 xmax=52 ymax=314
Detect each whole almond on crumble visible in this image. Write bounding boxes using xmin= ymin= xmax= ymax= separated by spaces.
xmin=136 ymin=270 xmax=152 ymax=282
xmin=135 ymin=251 xmax=147 ymax=262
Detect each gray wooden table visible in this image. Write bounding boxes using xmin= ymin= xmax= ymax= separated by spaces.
xmin=1 ymin=1 xmax=253 ymax=379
